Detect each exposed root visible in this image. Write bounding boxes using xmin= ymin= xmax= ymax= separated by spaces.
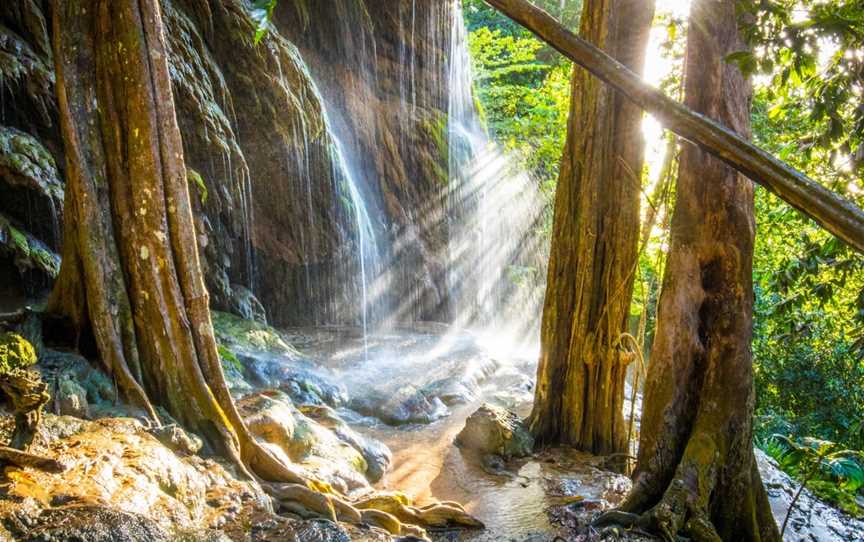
xmin=594 ymin=484 xmax=722 ymax=542
xmin=361 ymin=509 xmax=403 ymax=535
xmin=414 ymin=502 xmax=484 ymax=528
xmin=355 ymin=493 xmax=422 ymax=524
xmin=263 ymin=482 xmax=338 ymax=522
xmin=419 ymin=500 xmax=467 ymax=513
xmin=683 ymin=513 xmax=722 ymax=542
xmin=263 ymin=481 xmax=481 ymax=537
xmin=354 ymin=492 xmax=482 ymax=530
xmin=400 ymin=523 xmax=430 ymax=539
xmin=331 ymin=495 xmax=362 ymax=523
xmin=592 ymin=510 xmax=641 ymax=529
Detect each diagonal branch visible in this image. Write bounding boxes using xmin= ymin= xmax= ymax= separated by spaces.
xmin=483 ymin=0 xmax=864 ymax=254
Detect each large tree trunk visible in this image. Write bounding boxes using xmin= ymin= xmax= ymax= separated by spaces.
xmin=47 ymin=0 xmax=307 ymax=484
xmin=604 ymin=1 xmax=780 ymax=540
xmin=483 ymin=0 xmax=864 ymax=254
xmin=528 ymin=0 xmax=654 ymax=455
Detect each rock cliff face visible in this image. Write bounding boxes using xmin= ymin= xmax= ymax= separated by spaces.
xmin=162 ymin=0 xmax=357 ymax=325
xmin=0 ymin=0 xmax=459 ymax=327
xmin=275 ymin=0 xmax=456 ymax=324
xmin=0 ymin=0 xmax=61 ymax=311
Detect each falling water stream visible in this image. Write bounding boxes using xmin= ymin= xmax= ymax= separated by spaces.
xmin=446 ymin=0 xmax=546 ymax=341
xmin=328 ymin=133 xmax=380 ymax=363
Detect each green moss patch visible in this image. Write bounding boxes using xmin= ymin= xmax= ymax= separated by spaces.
xmin=0 ymin=333 xmax=37 ymax=373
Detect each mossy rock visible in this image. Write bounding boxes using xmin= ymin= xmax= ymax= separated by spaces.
xmin=0 ymin=213 xmax=61 ymax=278
xmin=212 ymin=311 xmax=299 ymax=356
xmin=0 ymin=126 xmax=64 ymax=202
xmin=0 ymin=333 xmax=37 ymax=373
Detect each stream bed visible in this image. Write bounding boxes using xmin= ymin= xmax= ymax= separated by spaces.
xmin=281 ymin=325 xmax=638 ymax=541
xmin=282 ymin=324 xmax=864 ymax=542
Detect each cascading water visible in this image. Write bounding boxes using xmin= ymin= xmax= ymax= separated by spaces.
xmin=447 ymin=0 xmax=490 ymax=324
xmin=266 ymin=0 xmax=541 ymax=352
xmin=266 ymin=30 xmax=384 ymax=351
xmin=446 ymin=0 xmax=546 ymax=348
xmin=328 ymin=131 xmax=382 ymax=362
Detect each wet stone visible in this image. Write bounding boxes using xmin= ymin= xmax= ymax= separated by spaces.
xmin=350 ymin=386 xmax=449 ymax=426
xmin=455 ymin=403 xmax=534 ymax=460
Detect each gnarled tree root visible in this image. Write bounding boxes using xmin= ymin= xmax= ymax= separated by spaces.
xmin=263 ymin=483 xmax=483 ymax=539
xmin=593 ymin=480 xmax=724 ymax=542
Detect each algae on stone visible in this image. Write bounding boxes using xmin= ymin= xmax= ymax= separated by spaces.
xmin=0 ymin=332 xmax=49 ymax=449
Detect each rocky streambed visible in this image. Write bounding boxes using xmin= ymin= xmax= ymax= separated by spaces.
xmin=0 ymin=314 xmax=860 ymax=541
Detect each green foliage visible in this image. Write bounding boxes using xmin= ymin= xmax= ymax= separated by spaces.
xmin=741 ymin=0 xmax=864 ymax=174
xmin=463 ymin=0 xmax=581 ymax=35
xmin=464 ymin=4 xmax=574 ymax=196
xmin=250 ymin=0 xmax=278 ymax=43
xmin=752 ymin=86 xmax=864 ymax=451
xmin=758 ymin=433 xmax=864 ymax=516
xmin=0 ymin=333 xmax=37 ymax=374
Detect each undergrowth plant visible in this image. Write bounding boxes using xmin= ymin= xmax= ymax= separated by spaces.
xmin=757 ymin=432 xmax=864 ymax=527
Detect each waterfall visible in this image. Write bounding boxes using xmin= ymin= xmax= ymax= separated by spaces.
xmin=446 ymin=0 xmax=545 ymax=346
xmin=448 ymin=0 xmax=489 ymax=324
xmin=328 ymin=131 xmax=381 ymax=362
xmin=265 ymin=0 xmax=541 ymax=348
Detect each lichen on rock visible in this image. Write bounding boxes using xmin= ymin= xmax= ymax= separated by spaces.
xmin=0 ymin=332 xmax=48 ymax=449
xmin=0 ymin=125 xmax=63 ymax=285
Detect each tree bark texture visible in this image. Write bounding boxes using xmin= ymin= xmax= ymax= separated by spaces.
xmin=614 ymin=1 xmax=780 ymax=540
xmin=47 ymin=0 xmax=307 ymax=484
xmin=528 ymin=0 xmax=654 ymax=455
xmin=483 ymin=0 xmax=864 ymax=254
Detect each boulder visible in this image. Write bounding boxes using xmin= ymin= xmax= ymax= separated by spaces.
xmin=455 ymin=403 xmax=534 ymax=460
xmin=239 ymin=393 xmax=297 ymax=450
xmin=278 ymin=368 xmax=347 ymax=408
xmin=2 ymin=506 xmax=175 ymax=542
xmin=302 ymin=404 xmax=392 ymax=483
xmin=238 ymin=392 xmax=377 ymax=493
xmin=0 ymin=415 xmax=270 ymax=535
